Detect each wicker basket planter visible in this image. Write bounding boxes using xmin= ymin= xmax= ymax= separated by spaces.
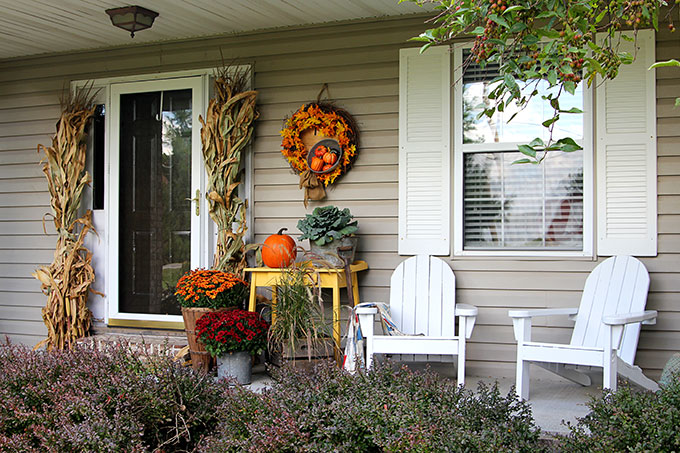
xmin=181 ymin=307 xmax=214 ymax=372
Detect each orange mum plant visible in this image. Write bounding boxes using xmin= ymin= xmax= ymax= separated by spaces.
xmin=175 ymin=269 xmax=248 ymax=310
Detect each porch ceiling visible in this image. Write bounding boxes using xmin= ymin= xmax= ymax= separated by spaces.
xmin=0 ymin=0 xmax=433 ymax=61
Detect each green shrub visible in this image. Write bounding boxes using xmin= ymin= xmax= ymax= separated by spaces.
xmin=0 ymin=341 xmax=230 ymax=452
xmin=559 ymin=376 xmax=680 ymax=452
xmin=200 ymin=361 xmax=544 ymax=452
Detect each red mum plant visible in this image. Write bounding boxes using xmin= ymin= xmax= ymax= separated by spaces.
xmin=175 ymin=269 xmax=248 ymax=310
xmin=196 ymin=309 xmax=269 ymax=357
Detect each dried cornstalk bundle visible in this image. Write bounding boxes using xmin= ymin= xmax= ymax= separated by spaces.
xmin=199 ymin=67 xmax=258 ymax=275
xmin=33 ymin=88 xmax=99 ymax=350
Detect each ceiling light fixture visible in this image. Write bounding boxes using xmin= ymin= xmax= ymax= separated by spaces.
xmin=105 ymin=5 xmax=159 ymax=38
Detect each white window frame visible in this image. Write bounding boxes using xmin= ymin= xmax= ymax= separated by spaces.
xmin=451 ymin=45 xmax=594 ymax=258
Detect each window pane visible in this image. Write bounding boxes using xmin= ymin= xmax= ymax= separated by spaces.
xmin=463 ymin=151 xmax=583 ymax=250
xmin=462 ymin=57 xmax=583 ymax=144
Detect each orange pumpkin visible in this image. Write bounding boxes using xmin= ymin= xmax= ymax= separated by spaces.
xmin=322 ymin=164 xmax=332 ymax=172
xmin=262 ymin=228 xmax=297 ymax=268
xmin=310 ymin=156 xmax=324 ymax=172
xmin=314 ymin=146 xmax=327 ymax=157
xmin=323 ymin=152 xmax=337 ymax=165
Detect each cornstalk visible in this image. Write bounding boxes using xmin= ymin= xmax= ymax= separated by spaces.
xmin=199 ymin=67 xmax=258 ymax=275
xmin=33 ymin=89 xmax=98 ymax=350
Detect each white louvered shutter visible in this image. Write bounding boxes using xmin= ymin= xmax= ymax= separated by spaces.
xmin=398 ymin=46 xmax=451 ymax=255
xmin=596 ymin=30 xmax=657 ymax=256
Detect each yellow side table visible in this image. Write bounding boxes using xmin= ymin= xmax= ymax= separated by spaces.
xmin=245 ymin=261 xmax=368 ymax=349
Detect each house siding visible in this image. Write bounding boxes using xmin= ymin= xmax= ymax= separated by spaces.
xmin=0 ymin=16 xmax=677 ymax=379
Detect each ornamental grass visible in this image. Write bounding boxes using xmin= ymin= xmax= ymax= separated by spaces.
xmin=175 ymin=268 xmax=248 ymax=310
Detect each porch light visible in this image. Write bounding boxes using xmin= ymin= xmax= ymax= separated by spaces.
xmin=105 ymin=6 xmax=159 ymax=38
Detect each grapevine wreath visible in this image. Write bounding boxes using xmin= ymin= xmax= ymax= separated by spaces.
xmin=280 ymin=100 xmax=359 ymax=205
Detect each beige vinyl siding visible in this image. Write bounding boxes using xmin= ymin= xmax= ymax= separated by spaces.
xmin=0 ymin=16 xmax=678 ymax=379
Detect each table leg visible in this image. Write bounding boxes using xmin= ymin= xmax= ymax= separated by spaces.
xmin=351 ymin=272 xmax=360 ymax=305
xmin=248 ymin=276 xmax=257 ymax=312
xmin=332 ymin=278 xmax=341 ymax=352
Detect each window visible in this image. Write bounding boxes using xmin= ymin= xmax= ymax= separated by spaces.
xmin=453 ymin=47 xmax=593 ymax=256
xmin=398 ymin=32 xmax=655 ymax=258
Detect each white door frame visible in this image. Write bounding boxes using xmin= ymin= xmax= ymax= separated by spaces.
xmin=107 ymin=76 xmax=206 ymax=324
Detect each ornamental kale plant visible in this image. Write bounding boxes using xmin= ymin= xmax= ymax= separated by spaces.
xmin=175 ymin=268 xmax=248 ymax=309
xmin=195 ymin=309 xmax=269 ymax=357
xmin=297 ymin=205 xmax=358 ymax=246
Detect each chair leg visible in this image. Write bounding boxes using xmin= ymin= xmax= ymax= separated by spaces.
xmin=365 ymin=336 xmax=374 ymax=370
xmin=517 ymin=357 xmax=530 ymax=400
xmin=457 ymin=339 xmax=466 ymax=386
xmin=603 ymin=348 xmax=618 ymax=391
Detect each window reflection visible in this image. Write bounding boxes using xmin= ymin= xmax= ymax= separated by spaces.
xmin=464 ymin=151 xmax=583 ymax=250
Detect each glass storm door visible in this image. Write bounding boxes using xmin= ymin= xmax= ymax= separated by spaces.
xmin=109 ymin=77 xmax=204 ymax=322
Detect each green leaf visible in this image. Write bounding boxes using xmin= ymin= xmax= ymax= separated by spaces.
xmin=489 ymin=14 xmax=509 ymax=29
xmin=560 ymin=107 xmax=583 ymax=114
xmin=555 ymin=137 xmax=582 ymax=152
xmin=504 ymin=73 xmax=518 ymax=91
xmin=472 ymin=26 xmax=486 ymax=35
xmin=595 ymin=9 xmax=607 ymax=23
xmin=529 ymin=138 xmax=545 ymax=148
xmin=542 ymin=115 xmax=560 ymax=127
xmin=649 ymin=59 xmax=680 ymax=69
xmin=518 ymin=144 xmax=537 ymax=158
xmin=547 ymin=70 xmax=557 ymax=86
xmin=522 ymin=34 xmax=540 ymax=46
xmin=420 ymin=42 xmax=433 ymax=53
xmin=503 ymin=5 xmax=523 ymax=14
xmin=564 ymin=81 xmax=576 ymax=95
xmin=512 ymin=158 xmax=534 ymax=165
xmin=675 ymin=97 xmax=680 ymax=108
xmin=536 ymin=11 xmax=557 ymax=19
xmin=509 ymin=22 xmax=527 ymax=33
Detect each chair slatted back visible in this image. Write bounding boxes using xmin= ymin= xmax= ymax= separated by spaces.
xmin=389 ymin=255 xmax=456 ymax=337
xmin=570 ymin=256 xmax=650 ymax=365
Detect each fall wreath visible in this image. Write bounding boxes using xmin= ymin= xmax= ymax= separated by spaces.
xmin=280 ymin=101 xmax=359 ymax=204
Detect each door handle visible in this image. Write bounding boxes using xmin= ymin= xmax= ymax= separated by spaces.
xmin=185 ymin=189 xmax=200 ymax=216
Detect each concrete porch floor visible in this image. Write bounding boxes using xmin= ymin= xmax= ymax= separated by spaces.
xmin=244 ymin=362 xmax=604 ymax=435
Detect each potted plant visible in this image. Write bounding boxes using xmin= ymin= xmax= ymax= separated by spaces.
xmin=267 ymin=264 xmax=334 ymax=366
xmin=297 ymin=205 xmax=358 ymax=267
xmin=175 ymin=269 xmax=249 ymax=372
xmin=195 ymin=309 xmax=268 ymax=384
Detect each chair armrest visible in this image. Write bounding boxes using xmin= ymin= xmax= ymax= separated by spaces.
xmin=603 ymin=310 xmax=657 ymax=326
xmin=455 ymin=304 xmax=477 ymax=339
xmin=455 ymin=303 xmax=478 ymax=317
xmin=508 ymin=307 xmax=579 ymax=319
xmin=355 ymin=306 xmax=378 ymax=316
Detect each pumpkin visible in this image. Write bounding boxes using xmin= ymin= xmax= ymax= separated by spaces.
xmin=322 ymin=164 xmax=332 ymax=172
xmin=314 ymin=146 xmax=327 ymax=157
xmin=310 ymin=156 xmax=324 ymax=172
xmin=262 ymin=228 xmax=297 ymax=268
xmin=323 ymin=152 xmax=337 ymax=165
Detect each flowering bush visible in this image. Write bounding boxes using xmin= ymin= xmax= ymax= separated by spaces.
xmin=0 ymin=341 xmax=229 ymax=452
xmin=175 ymin=268 xmax=248 ymax=309
xmin=196 ymin=309 xmax=268 ymax=357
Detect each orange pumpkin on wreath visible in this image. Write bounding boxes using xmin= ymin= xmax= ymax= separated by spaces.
xmin=280 ymin=102 xmax=359 ymax=205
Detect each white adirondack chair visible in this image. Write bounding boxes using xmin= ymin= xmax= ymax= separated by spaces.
xmin=509 ymin=255 xmax=659 ymax=400
xmin=356 ymin=255 xmax=478 ymax=385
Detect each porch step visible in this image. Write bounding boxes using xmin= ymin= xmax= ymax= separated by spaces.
xmin=79 ymin=325 xmax=187 ymax=357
